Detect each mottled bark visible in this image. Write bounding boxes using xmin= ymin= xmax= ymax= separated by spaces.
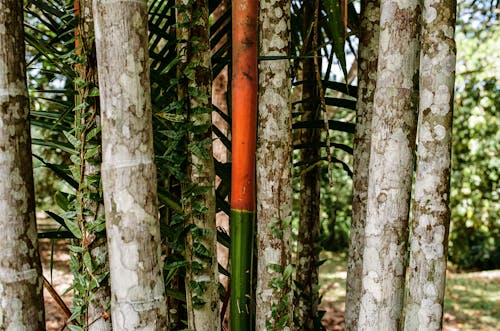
xmin=74 ymin=1 xmax=111 ymax=329
xmin=404 ymin=1 xmax=456 ymax=330
xmin=357 ymin=1 xmax=421 ymax=330
xmin=344 ymin=1 xmax=380 ymax=330
xmin=294 ymin=2 xmax=321 ymax=329
xmin=93 ymin=1 xmax=168 ymax=329
xmin=176 ymin=0 xmax=220 ymax=330
xmin=0 ymin=0 xmax=46 ymax=329
xmin=256 ymin=0 xmax=293 ymax=330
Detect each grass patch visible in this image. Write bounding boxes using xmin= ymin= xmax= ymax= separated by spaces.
xmin=444 ymin=270 xmax=499 ymax=330
xmin=318 ymin=252 xmax=500 ymax=330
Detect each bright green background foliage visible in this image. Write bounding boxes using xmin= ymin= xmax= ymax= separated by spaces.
xmin=449 ymin=1 xmax=499 ymax=269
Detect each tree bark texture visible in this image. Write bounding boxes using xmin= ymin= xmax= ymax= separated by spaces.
xmin=0 ymin=0 xmax=46 ymax=329
xmin=404 ymin=1 xmax=456 ymax=330
xmin=344 ymin=1 xmax=380 ymax=330
xmin=93 ymin=1 xmax=168 ymax=329
xmin=357 ymin=1 xmax=421 ymax=330
xmin=74 ymin=1 xmax=111 ymax=329
xmin=176 ymin=0 xmax=220 ymax=330
xmin=293 ymin=3 xmax=321 ymax=329
xmin=256 ymin=0 xmax=293 ymax=330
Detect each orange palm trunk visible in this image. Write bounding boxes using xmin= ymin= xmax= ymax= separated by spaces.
xmin=231 ymin=0 xmax=258 ymax=211
xmin=230 ymin=0 xmax=258 ymax=329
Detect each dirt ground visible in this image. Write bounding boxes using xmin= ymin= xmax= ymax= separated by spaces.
xmin=39 ymin=239 xmax=73 ymax=331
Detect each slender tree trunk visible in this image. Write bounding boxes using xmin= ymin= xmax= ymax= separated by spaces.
xmin=230 ymin=0 xmax=259 ymax=329
xmin=255 ymin=0 xmax=293 ymax=330
xmin=231 ymin=0 xmax=259 ymax=330
xmin=92 ymin=1 xmax=168 ymax=329
xmin=404 ymin=1 xmax=456 ymax=330
xmin=344 ymin=1 xmax=380 ymax=330
xmin=357 ymin=1 xmax=421 ymax=330
xmin=73 ymin=1 xmax=111 ymax=329
xmin=294 ymin=3 xmax=321 ymax=330
xmin=0 ymin=1 xmax=46 ymax=329
xmin=176 ymin=0 xmax=220 ymax=329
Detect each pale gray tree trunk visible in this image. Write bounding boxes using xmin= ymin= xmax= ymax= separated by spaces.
xmin=0 ymin=0 xmax=46 ymax=329
xmin=255 ymin=0 xmax=293 ymax=330
xmin=294 ymin=3 xmax=321 ymax=329
xmin=357 ymin=1 xmax=421 ymax=330
xmin=176 ymin=0 xmax=220 ymax=330
xmin=404 ymin=1 xmax=456 ymax=330
xmin=74 ymin=1 xmax=111 ymax=330
xmin=344 ymin=1 xmax=380 ymax=330
xmin=93 ymin=1 xmax=168 ymax=329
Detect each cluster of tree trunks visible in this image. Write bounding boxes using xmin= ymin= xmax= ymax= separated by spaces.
xmin=0 ymin=0 xmax=456 ymax=330
xmin=346 ymin=0 xmax=456 ymax=330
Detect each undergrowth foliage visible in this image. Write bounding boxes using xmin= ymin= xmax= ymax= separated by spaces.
xmin=65 ymin=1 xmax=110 ymax=328
xmin=150 ymin=0 xmax=232 ymax=326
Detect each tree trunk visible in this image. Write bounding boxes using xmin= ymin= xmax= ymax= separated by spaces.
xmin=230 ymin=0 xmax=259 ymax=329
xmin=176 ymin=0 xmax=220 ymax=329
xmin=294 ymin=2 xmax=321 ymax=330
xmin=73 ymin=1 xmax=111 ymax=330
xmin=92 ymin=1 xmax=168 ymax=329
xmin=255 ymin=0 xmax=293 ymax=330
xmin=357 ymin=1 xmax=421 ymax=330
xmin=404 ymin=1 xmax=456 ymax=330
xmin=0 ymin=0 xmax=46 ymax=329
xmin=344 ymin=1 xmax=380 ymax=330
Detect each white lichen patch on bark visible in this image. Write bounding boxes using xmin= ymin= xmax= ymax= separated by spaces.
xmin=93 ymin=1 xmax=168 ymax=329
xmin=256 ymin=1 xmax=293 ymax=330
xmin=357 ymin=1 xmax=421 ymax=330
xmin=0 ymin=1 xmax=45 ymax=329
xmin=404 ymin=0 xmax=456 ymax=330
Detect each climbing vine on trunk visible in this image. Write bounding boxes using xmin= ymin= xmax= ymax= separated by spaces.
xmin=176 ymin=0 xmax=220 ymax=329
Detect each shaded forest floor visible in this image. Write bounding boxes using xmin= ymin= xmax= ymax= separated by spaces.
xmin=39 ymin=240 xmax=499 ymax=331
